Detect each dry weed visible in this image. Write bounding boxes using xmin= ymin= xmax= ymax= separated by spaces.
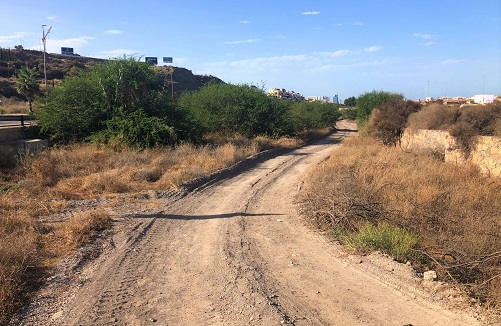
xmin=301 ymin=136 xmax=501 ymax=306
xmin=0 ymin=97 xmax=29 ymax=114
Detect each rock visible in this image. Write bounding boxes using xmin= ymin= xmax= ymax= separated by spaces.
xmin=423 ymin=270 xmax=437 ymax=281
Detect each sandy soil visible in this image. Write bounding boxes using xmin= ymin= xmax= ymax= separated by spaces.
xmin=11 ymin=121 xmax=487 ymax=325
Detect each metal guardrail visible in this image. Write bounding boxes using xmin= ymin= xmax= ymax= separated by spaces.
xmin=0 ymin=114 xmax=35 ymax=127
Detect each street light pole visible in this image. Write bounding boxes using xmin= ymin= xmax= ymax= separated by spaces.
xmin=42 ymin=25 xmax=52 ymax=92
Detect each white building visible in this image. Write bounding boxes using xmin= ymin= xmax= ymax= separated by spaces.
xmin=474 ymin=95 xmax=494 ymax=104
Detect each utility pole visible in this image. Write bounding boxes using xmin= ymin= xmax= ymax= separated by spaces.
xmin=42 ymin=25 xmax=52 ymax=92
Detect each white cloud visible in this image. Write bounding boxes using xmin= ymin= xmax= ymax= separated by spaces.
xmin=353 ymin=22 xmax=364 ymax=26
xmin=0 ymin=32 xmax=28 ymax=44
xmin=47 ymin=16 xmax=57 ymax=21
xmin=204 ymin=54 xmax=306 ymax=73
xmin=315 ymin=50 xmax=351 ymax=58
xmin=27 ymin=36 xmax=95 ymax=53
xmin=421 ymin=41 xmax=436 ymax=46
xmin=104 ymin=29 xmax=122 ymax=35
xmin=364 ymin=46 xmax=382 ymax=52
xmin=302 ymin=11 xmax=320 ymax=15
xmin=441 ymin=59 xmax=464 ymax=65
xmin=174 ymin=57 xmax=189 ymax=64
xmin=97 ymin=49 xmax=140 ymax=59
xmin=225 ymin=38 xmax=262 ymax=44
xmin=413 ymin=33 xmax=436 ymax=39
xmin=239 ymin=20 xmax=251 ymax=24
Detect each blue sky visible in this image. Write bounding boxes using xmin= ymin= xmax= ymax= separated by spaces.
xmin=1 ymin=0 xmax=500 ymax=101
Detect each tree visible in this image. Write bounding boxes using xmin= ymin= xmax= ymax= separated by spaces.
xmin=15 ymin=66 xmax=40 ymax=112
xmin=35 ymin=57 xmax=191 ymax=147
xmin=344 ymin=96 xmax=356 ymax=106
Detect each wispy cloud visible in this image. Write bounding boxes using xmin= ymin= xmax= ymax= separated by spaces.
xmin=104 ymin=29 xmax=122 ymax=35
xmin=35 ymin=36 xmax=96 ymax=53
xmin=364 ymin=46 xmax=382 ymax=52
xmin=315 ymin=50 xmax=351 ymax=58
xmin=413 ymin=33 xmax=436 ymax=39
xmin=353 ymin=22 xmax=364 ymax=26
xmin=0 ymin=32 xmax=28 ymax=44
xmin=47 ymin=16 xmax=57 ymax=21
xmin=174 ymin=57 xmax=189 ymax=64
xmin=97 ymin=49 xmax=140 ymax=59
xmin=204 ymin=54 xmax=306 ymax=73
xmin=302 ymin=11 xmax=320 ymax=15
xmin=225 ymin=38 xmax=262 ymax=44
xmin=421 ymin=41 xmax=436 ymax=46
xmin=441 ymin=59 xmax=464 ymax=65
xmin=239 ymin=20 xmax=251 ymax=24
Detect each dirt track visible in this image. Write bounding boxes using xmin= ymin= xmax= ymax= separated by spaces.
xmin=14 ymin=121 xmax=484 ymax=325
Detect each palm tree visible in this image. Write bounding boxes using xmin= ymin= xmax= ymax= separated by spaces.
xmin=15 ymin=66 xmax=40 ymax=112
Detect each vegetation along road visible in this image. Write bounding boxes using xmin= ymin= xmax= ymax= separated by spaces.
xmin=13 ymin=122 xmax=481 ymax=325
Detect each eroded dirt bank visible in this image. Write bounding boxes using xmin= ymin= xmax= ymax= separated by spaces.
xmin=12 ymin=121 xmax=484 ymax=325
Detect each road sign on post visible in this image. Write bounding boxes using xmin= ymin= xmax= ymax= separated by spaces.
xmin=145 ymin=57 xmax=158 ymax=65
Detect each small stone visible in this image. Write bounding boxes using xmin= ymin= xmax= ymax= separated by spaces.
xmin=423 ymin=270 xmax=437 ymax=281
xmin=277 ymin=219 xmax=283 ymax=222
xmin=148 ymin=317 xmax=157 ymax=322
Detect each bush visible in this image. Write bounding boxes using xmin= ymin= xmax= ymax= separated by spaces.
xmin=300 ymin=137 xmax=501 ymax=306
xmin=35 ymin=73 xmax=108 ymax=142
xmin=449 ymin=103 xmax=501 ymax=154
xmin=407 ymin=101 xmax=501 ymax=154
xmin=407 ymin=103 xmax=460 ymax=131
xmin=179 ymin=83 xmax=291 ymax=137
xmin=368 ymin=99 xmax=421 ymax=145
xmin=334 ymin=221 xmax=419 ymax=263
xmin=35 ymin=57 xmax=192 ymax=147
xmin=356 ymin=90 xmax=403 ymax=126
xmin=89 ymin=108 xmax=177 ymax=149
xmin=288 ymin=101 xmax=340 ymax=132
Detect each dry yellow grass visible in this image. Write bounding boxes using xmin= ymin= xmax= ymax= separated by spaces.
xmin=301 ymin=136 xmax=501 ymax=308
xmin=0 ymin=97 xmax=29 ymax=114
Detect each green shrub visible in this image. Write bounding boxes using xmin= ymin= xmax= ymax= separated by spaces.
xmin=35 ymin=57 xmax=192 ymax=148
xmin=88 ymin=108 xmax=177 ymax=149
xmin=179 ymin=83 xmax=291 ymax=137
xmin=333 ymin=221 xmax=419 ymax=262
xmin=288 ymin=101 xmax=340 ymax=131
xmin=34 ymin=73 xmax=108 ymax=141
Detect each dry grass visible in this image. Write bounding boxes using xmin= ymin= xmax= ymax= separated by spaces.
xmin=407 ymin=102 xmax=501 ymax=155
xmin=0 ymin=133 xmax=306 ymax=323
xmin=0 ymin=97 xmax=29 ymax=114
xmin=300 ymin=136 xmax=501 ymax=308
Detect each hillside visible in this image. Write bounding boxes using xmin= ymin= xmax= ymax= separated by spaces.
xmin=0 ymin=48 xmax=222 ymax=103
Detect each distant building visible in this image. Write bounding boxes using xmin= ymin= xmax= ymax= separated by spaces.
xmin=267 ymin=88 xmax=305 ymax=101
xmin=306 ymin=95 xmax=330 ymax=102
xmin=333 ymin=94 xmax=339 ymax=104
xmin=474 ymin=94 xmax=494 ymax=104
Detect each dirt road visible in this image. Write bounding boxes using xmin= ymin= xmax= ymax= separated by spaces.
xmin=15 ymin=122 xmax=483 ymax=325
